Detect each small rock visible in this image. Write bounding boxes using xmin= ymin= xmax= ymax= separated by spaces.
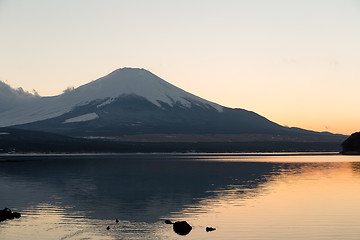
xmin=0 ymin=208 xmax=21 ymax=222
xmin=206 ymin=227 xmax=216 ymax=232
xmin=165 ymin=220 xmax=192 ymax=235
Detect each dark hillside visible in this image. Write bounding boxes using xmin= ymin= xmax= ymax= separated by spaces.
xmin=342 ymin=132 xmax=360 ymax=154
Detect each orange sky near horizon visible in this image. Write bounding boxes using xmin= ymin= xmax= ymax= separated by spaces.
xmin=0 ymin=0 xmax=359 ymax=135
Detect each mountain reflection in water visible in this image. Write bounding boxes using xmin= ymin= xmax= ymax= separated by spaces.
xmin=1 ymin=154 xmax=360 ymax=239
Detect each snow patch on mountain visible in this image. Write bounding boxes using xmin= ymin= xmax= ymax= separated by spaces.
xmin=96 ymin=98 xmax=115 ymax=108
xmin=63 ymin=113 xmax=99 ymax=124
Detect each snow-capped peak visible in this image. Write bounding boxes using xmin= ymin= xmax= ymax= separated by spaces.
xmin=67 ymin=68 xmax=223 ymax=111
xmin=0 ymin=68 xmax=223 ymax=127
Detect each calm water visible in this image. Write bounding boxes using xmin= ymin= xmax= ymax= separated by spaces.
xmin=1 ymin=153 xmax=360 ymax=239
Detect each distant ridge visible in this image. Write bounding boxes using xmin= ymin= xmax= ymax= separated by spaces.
xmin=0 ymin=127 xmax=345 ymax=153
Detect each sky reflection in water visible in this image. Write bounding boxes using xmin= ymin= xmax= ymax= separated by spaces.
xmin=1 ymin=154 xmax=360 ymax=239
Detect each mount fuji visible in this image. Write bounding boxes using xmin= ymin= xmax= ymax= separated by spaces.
xmin=0 ymin=68 xmax=345 ymax=147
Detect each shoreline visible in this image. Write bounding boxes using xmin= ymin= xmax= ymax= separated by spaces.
xmin=0 ymin=151 xmax=341 ymax=158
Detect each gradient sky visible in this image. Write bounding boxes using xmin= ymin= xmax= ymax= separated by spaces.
xmin=0 ymin=0 xmax=359 ymax=135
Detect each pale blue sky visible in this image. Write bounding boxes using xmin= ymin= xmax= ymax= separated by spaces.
xmin=1 ymin=0 xmax=359 ymax=134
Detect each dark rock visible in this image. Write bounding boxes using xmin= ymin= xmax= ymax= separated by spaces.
xmin=206 ymin=226 xmax=216 ymax=232
xmin=106 ymin=226 xmax=110 ymax=230
xmin=115 ymin=218 xmax=119 ymax=223
xmin=0 ymin=208 xmax=21 ymax=222
xmin=165 ymin=220 xmax=192 ymax=235
xmin=341 ymin=132 xmax=360 ymax=154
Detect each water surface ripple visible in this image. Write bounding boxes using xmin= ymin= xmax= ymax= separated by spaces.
xmin=0 ymin=153 xmax=360 ymax=239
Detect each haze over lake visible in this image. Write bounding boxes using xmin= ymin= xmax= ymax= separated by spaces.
xmin=1 ymin=154 xmax=360 ymax=239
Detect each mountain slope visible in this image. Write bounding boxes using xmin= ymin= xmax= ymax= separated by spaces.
xmin=15 ymin=94 xmax=285 ymax=136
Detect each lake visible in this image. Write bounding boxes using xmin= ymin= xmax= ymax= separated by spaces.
xmin=1 ymin=153 xmax=360 ymax=239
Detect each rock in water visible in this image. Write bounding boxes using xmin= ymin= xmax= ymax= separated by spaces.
xmin=165 ymin=220 xmax=192 ymax=235
xmin=0 ymin=208 xmax=21 ymax=222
